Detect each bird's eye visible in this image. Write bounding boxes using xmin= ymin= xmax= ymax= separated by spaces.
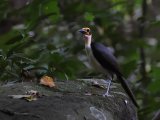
xmin=87 ymin=29 xmax=90 ymax=32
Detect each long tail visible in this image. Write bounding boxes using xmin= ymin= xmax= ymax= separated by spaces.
xmin=117 ymin=75 xmax=139 ymax=108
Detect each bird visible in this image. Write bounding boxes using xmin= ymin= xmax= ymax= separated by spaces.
xmin=78 ymin=27 xmax=139 ymax=107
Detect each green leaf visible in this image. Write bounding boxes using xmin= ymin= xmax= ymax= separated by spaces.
xmin=5 ymin=35 xmax=23 ymax=45
xmin=43 ymin=0 xmax=60 ymax=22
xmin=84 ymin=12 xmax=95 ymax=22
xmin=148 ymin=67 xmax=160 ymax=93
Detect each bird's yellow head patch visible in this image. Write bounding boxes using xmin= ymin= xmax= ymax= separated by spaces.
xmin=78 ymin=27 xmax=91 ymax=35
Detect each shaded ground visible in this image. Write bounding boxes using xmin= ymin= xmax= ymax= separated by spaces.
xmin=0 ymin=79 xmax=138 ymax=120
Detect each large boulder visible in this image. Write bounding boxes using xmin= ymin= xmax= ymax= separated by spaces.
xmin=0 ymin=79 xmax=138 ymax=120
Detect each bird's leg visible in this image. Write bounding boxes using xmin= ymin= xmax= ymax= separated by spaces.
xmin=103 ymin=74 xmax=113 ymax=97
xmin=103 ymin=80 xmax=111 ymax=97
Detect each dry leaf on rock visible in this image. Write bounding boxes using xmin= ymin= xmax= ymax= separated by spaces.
xmin=9 ymin=95 xmax=37 ymax=102
xmin=40 ymin=76 xmax=56 ymax=87
xmin=92 ymin=81 xmax=106 ymax=89
xmin=26 ymin=90 xmax=39 ymax=96
xmin=9 ymin=95 xmax=31 ymax=99
xmin=9 ymin=90 xmax=42 ymax=102
xmin=25 ymin=95 xmax=37 ymax=102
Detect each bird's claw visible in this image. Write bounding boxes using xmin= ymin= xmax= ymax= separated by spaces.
xmin=103 ymin=93 xmax=113 ymax=97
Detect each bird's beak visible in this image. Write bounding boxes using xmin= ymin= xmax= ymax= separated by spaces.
xmin=78 ymin=29 xmax=85 ymax=34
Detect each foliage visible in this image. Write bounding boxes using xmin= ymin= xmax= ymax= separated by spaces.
xmin=0 ymin=0 xmax=160 ymax=119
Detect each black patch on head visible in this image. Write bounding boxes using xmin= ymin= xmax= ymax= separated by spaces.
xmin=85 ymin=28 xmax=91 ymax=35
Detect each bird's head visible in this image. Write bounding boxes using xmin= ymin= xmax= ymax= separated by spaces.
xmin=78 ymin=27 xmax=91 ymax=35
xmin=78 ymin=27 xmax=92 ymax=47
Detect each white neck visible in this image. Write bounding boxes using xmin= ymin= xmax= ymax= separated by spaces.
xmin=84 ymin=35 xmax=92 ymax=48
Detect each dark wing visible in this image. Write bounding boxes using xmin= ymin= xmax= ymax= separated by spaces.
xmin=91 ymin=42 xmax=139 ymax=107
xmin=91 ymin=42 xmax=121 ymax=75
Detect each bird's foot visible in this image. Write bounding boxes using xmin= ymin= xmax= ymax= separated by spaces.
xmin=102 ymin=92 xmax=113 ymax=97
xmin=102 ymin=79 xmax=113 ymax=97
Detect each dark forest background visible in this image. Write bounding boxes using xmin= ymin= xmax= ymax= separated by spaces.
xmin=0 ymin=0 xmax=160 ymax=119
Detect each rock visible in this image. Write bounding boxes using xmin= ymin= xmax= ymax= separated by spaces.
xmin=0 ymin=79 xmax=138 ymax=120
